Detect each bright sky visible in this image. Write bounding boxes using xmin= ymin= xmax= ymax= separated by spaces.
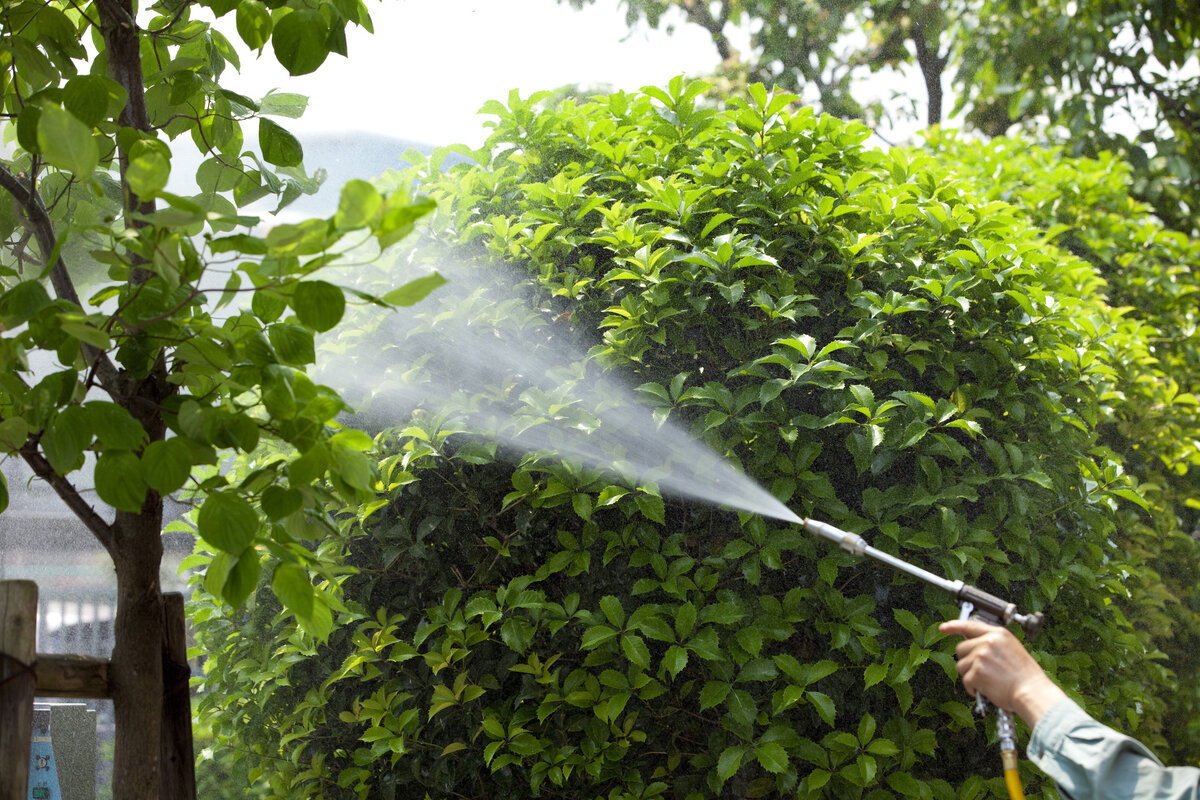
xmin=228 ymin=0 xmax=731 ymax=147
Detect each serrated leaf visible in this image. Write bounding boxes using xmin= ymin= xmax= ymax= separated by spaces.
xmin=717 ymin=745 xmax=746 ymax=782
xmin=808 ymin=691 xmax=836 ymax=726
xmin=699 ymin=680 xmax=731 ymax=711
xmin=662 ymin=644 xmax=688 ymax=677
xmin=600 ymin=595 xmax=624 ymax=627
xmin=620 ymin=633 xmax=651 ymax=669
xmin=726 ymin=689 xmax=756 ymax=726
xmin=756 ymin=741 xmax=789 ymax=774
xmin=636 ymin=493 xmax=665 ymax=523
xmin=581 ymin=624 xmax=618 ymax=650
xmin=864 ymin=662 xmax=887 ymax=689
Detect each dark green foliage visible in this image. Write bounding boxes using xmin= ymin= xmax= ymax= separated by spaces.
xmin=195 ymin=80 xmax=1192 ymax=798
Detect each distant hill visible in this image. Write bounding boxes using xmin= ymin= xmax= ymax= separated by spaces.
xmin=169 ymin=131 xmax=472 ymax=218
xmin=284 ymin=131 xmax=455 ymax=215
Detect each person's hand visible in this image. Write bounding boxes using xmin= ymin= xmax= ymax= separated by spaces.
xmin=939 ymin=618 xmax=1067 ymax=728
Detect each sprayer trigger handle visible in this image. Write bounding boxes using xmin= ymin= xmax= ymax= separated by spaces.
xmin=958 ymin=601 xmax=992 ymax=716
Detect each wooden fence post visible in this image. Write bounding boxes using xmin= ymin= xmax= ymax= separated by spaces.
xmin=1 ymin=580 xmax=38 ymax=800
xmin=160 ymin=592 xmax=196 ymax=800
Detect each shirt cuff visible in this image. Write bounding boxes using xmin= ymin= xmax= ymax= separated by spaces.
xmin=1027 ymin=697 xmax=1093 ymax=762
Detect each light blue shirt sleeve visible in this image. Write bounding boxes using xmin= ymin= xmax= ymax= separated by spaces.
xmin=1028 ymin=698 xmax=1200 ymax=800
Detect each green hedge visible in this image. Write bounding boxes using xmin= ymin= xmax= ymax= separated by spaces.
xmin=194 ymin=80 xmax=1193 ymax=799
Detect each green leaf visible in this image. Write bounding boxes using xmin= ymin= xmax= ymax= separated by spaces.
xmin=259 ymin=118 xmax=303 ymax=167
xmin=866 ymin=738 xmax=899 ymax=756
xmin=268 ymin=324 xmax=316 ymax=365
xmin=331 ymin=429 xmax=374 ymax=451
xmin=0 ymin=418 xmax=30 ymax=453
xmin=0 ymin=471 xmax=7 ymax=514
xmin=582 ymin=624 xmax=618 ymax=650
xmin=37 ymin=105 xmax=99 ymax=176
xmin=259 ymin=91 xmax=309 ymax=119
xmin=755 ymin=741 xmax=789 ymax=774
xmin=235 ymin=0 xmax=273 ymax=50
xmin=62 ymin=76 xmax=112 ymax=127
xmin=85 ymin=402 xmax=147 ymax=450
xmin=271 ymin=9 xmax=330 ymax=76
xmin=599 ymin=595 xmax=624 ymax=627
xmin=261 ymin=485 xmax=304 ymax=520
xmin=252 ymin=290 xmax=288 ymax=323
xmin=335 ymin=179 xmax=382 ymax=229
xmin=271 ymin=561 xmax=314 ymax=620
xmin=198 ymin=491 xmax=260 ymax=553
xmin=726 ymin=689 xmax=757 ymax=726
xmin=331 ymin=445 xmax=374 ymax=492
xmin=382 ymin=273 xmax=447 ymax=307
xmin=42 ymin=407 xmax=91 ymax=474
xmin=141 ymin=438 xmax=193 ymax=496
xmin=807 ymin=691 xmax=836 ymax=726
xmin=223 ymin=547 xmax=261 ymax=608
xmin=636 ymin=493 xmax=666 ymax=524
xmin=864 ymin=663 xmax=887 ymax=689
xmin=717 ymin=745 xmax=746 ymax=781
xmin=699 ymin=680 xmax=731 ymax=711
xmin=95 ymin=451 xmax=148 ymax=512
xmin=125 ymin=146 xmax=171 ymax=199
xmin=675 ymin=601 xmax=697 ymax=639
xmin=292 ymin=280 xmax=345 ymax=333
xmin=0 ymin=281 xmax=51 ymax=328
xmin=857 ymin=712 xmax=877 ymax=745
xmin=620 ymin=633 xmax=651 ymax=669
xmin=59 ymin=317 xmax=111 ymax=349
xmin=662 ymin=644 xmax=688 ymax=677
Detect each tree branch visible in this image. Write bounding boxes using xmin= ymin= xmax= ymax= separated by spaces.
xmin=19 ymin=442 xmax=115 ymax=560
xmin=0 ymin=166 xmax=122 ymax=392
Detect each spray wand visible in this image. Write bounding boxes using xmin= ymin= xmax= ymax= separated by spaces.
xmin=800 ymin=518 xmax=1043 ymax=800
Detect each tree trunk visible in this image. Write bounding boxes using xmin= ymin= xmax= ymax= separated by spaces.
xmin=109 ymin=504 xmax=165 ymax=800
xmin=911 ymin=13 xmax=948 ymax=126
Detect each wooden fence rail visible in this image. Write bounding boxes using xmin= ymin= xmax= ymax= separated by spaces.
xmin=0 ymin=580 xmax=195 ymax=800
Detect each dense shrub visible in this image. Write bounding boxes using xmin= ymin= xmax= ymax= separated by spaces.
xmin=921 ymin=132 xmax=1200 ymax=757
xmin=194 ymin=81 xmax=1191 ymax=799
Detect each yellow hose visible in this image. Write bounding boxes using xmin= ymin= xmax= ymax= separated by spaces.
xmin=1002 ymin=749 xmax=1025 ymax=800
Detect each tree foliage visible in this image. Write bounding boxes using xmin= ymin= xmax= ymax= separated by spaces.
xmin=555 ymin=0 xmax=1200 ymax=232
xmin=195 ymin=80 xmax=1199 ymax=798
xmin=0 ymin=2 xmax=439 ymax=796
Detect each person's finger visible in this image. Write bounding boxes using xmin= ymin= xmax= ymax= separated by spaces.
xmin=939 ymin=618 xmax=998 ymax=639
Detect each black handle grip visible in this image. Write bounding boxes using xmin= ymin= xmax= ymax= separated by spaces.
xmin=958 ymin=583 xmax=1044 ymax=638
